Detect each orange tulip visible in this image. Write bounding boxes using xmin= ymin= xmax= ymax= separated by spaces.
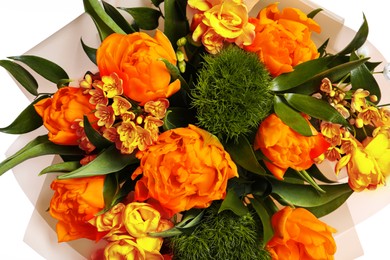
xmin=34 ymin=86 xmax=97 ymax=145
xmin=254 ymin=114 xmax=329 ymax=179
xmin=132 ymin=124 xmax=238 ymax=216
xmin=97 ymin=31 xmax=180 ymax=105
xmin=244 ymin=3 xmax=320 ymax=76
xmin=266 ymin=207 xmax=337 ymax=260
xmin=49 ymin=176 xmax=105 ymax=242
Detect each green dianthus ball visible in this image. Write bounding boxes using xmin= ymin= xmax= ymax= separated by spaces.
xmin=191 ymin=45 xmax=274 ymax=141
xmin=168 ymin=203 xmax=270 ymax=260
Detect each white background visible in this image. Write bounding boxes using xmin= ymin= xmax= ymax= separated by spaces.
xmin=0 ymin=0 xmax=389 ymax=259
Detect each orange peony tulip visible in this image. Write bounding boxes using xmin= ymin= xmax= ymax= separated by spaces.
xmin=132 ymin=124 xmax=238 ymax=216
xmin=34 ymin=86 xmax=97 ymax=145
xmin=244 ymin=3 xmax=321 ymax=76
xmin=266 ymin=207 xmax=337 ymax=260
xmin=49 ymin=176 xmax=106 ymax=242
xmin=96 ymin=31 xmax=181 ymax=105
xmin=254 ymin=113 xmax=329 ymax=179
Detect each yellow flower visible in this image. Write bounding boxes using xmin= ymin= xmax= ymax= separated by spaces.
xmin=144 ymin=99 xmax=169 ymax=119
xmin=102 ymin=72 xmax=123 ymax=98
xmin=95 ymin=103 xmax=115 ymax=128
xmin=112 ymin=96 xmax=132 ymax=116
xmin=356 ymin=106 xmax=381 ymax=126
xmin=351 ymin=88 xmax=369 ymax=112
xmin=104 ymin=238 xmax=147 ymax=259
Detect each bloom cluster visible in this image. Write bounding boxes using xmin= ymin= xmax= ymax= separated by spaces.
xmin=1 ymin=0 xmax=389 ymax=259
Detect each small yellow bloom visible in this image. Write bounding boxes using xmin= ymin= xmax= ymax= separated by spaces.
xmin=95 ymin=103 xmax=115 ymax=128
xmin=351 ymin=88 xmax=369 ymax=112
xmin=104 ymin=238 xmax=146 ymax=260
xmin=356 ymin=106 xmax=381 ymax=126
xmin=144 ymin=99 xmax=169 ymax=119
xmin=112 ymin=96 xmax=132 ymax=116
xmin=102 ymin=72 xmax=123 ymax=98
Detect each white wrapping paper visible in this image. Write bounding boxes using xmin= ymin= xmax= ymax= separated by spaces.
xmin=0 ymin=0 xmax=389 ymax=259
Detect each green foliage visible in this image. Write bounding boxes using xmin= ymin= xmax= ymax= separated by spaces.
xmin=191 ymin=45 xmax=273 ymax=141
xmin=168 ymin=203 xmax=270 ymax=260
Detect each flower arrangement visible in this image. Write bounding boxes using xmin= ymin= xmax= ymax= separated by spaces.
xmin=0 ymin=0 xmax=389 ymax=259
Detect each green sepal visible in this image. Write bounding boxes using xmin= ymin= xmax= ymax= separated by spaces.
xmin=38 ymin=161 xmax=81 ymax=175
xmin=103 ymin=1 xmax=137 ymax=33
xmin=271 ymin=57 xmax=369 ymax=93
xmin=120 ymin=7 xmax=161 ymax=30
xmin=284 ymin=93 xmax=349 ymax=126
xmin=83 ymin=116 xmax=113 ymax=150
xmin=83 ymin=0 xmax=126 ymax=40
xmin=163 ymin=107 xmax=194 ymax=130
xmin=0 ymin=135 xmax=84 ymax=176
xmin=164 ymin=0 xmax=190 ymax=49
xmin=0 ymin=59 xmax=38 ymax=96
xmin=224 ymin=135 xmax=266 ymax=176
xmin=274 ymin=95 xmax=312 ymax=136
xmin=250 ymin=197 xmax=274 ymax=245
xmin=8 ymin=55 xmax=69 ymax=85
xmin=337 ymin=14 xmax=369 ymax=56
xmin=218 ymin=189 xmax=249 ymax=217
xmin=159 ymin=58 xmax=190 ymax=93
xmin=57 ymin=145 xmax=138 ymax=179
xmin=270 ymin=179 xmax=353 ymax=209
xmin=0 ymin=94 xmax=50 ymax=134
xmin=81 ymin=38 xmax=97 ymax=65
xmin=350 ymin=52 xmax=381 ymax=102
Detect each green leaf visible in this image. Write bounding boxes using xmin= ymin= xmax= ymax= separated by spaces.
xmin=305 ymin=191 xmax=353 ymax=217
xmin=120 ymin=7 xmax=161 ymax=30
xmin=295 ymin=170 xmax=325 ymax=193
xmin=39 ymin=161 xmax=81 ymax=175
xmin=218 ymin=189 xmax=249 ymax=216
xmin=0 ymin=59 xmax=38 ymax=96
xmin=0 ymin=135 xmax=84 ymax=176
xmin=8 ymin=55 xmax=69 ymax=85
xmin=307 ymin=164 xmax=336 ymax=184
xmin=164 ymin=0 xmax=189 ymax=49
xmin=159 ymin=58 xmax=190 ymax=93
xmin=224 ymin=135 xmax=266 ymax=176
xmin=271 ymin=57 xmax=369 ymax=93
xmin=102 ymin=1 xmax=137 ymax=33
xmin=83 ymin=0 xmax=125 ymax=40
xmin=269 ymin=179 xmax=353 ymax=208
xmin=273 ymin=95 xmax=312 ymax=136
xmin=337 ymin=14 xmax=369 ymax=56
xmin=163 ymin=107 xmax=195 ymax=130
xmin=151 ymin=0 xmax=164 ymax=7
xmin=284 ymin=93 xmax=349 ymax=126
xmin=58 ymin=145 xmax=138 ymax=179
xmin=350 ymin=53 xmax=381 ymax=103
xmin=81 ymin=38 xmax=97 ymax=65
xmin=250 ymin=197 xmax=274 ymax=245
xmin=0 ymin=94 xmax=50 ymax=134
xmin=83 ymin=116 xmax=113 ymax=150
xmin=102 ymin=173 xmax=120 ymax=213
xmin=307 ymin=8 xmax=322 ymax=19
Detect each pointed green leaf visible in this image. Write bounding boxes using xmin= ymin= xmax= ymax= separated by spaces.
xmin=0 ymin=94 xmax=50 ymax=134
xmin=274 ymin=95 xmax=312 ymax=136
xmin=250 ymin=197 xmax=274 ymax=245
xmin=83 ymin=116 xmax=113 ymax=150
xmin=0 ymin=135 xmax=84 ymax=176
xmin=8 ymin=55 xmax=69 ymax=84
xmin=83 ymin=0 xmax=125 ymax=40
xmin=295 ymin=170 xmax=325 ymax=193
xmin=102 ymin=173 xmax=120 ymax=212
xmin=305 ymin=191 xmax=353 ymax=217
xmin=337 ymin=14 xmax=369 ymax=56
xmin=284 ymin=93 xmax=349 ymax=126
xmin=307 ymin=8 xmax=322 ymax=19
xmin=350 ymin=53 xmax=381 ymax=103
xmin=269 ymin=179 xmax=353 ymax=208
xmin=218 ymin=189 xmax=248 ymax=216
xmin=0 ymin=59 xmax=38 ymax=96
xmin=151 ymin=0 xmax=164 ymax=7
xmin=102 ymin=1 xmax=137 ymax=33
xmin=120 ymin=7 xmax=161 ymax=30
xmin=81 ymin=38 xmax=97 ymax=65
xmin=224 ymin=135 xmax=266 ymax=176
xmin=39 ymin=161 xmax=81 ymax=175
xmin=271 ymin=57 xmax=369 ymax=93
xmin=164 ymin=0 xmax=190 ymax=49
xmin=307 ymin=164 xmax=336 ymax=184
xmin=58 ymin=145 xmax=138 ymax=179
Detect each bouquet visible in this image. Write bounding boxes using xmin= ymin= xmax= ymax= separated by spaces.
xmin=0 ymin=0 xmax=389 ymax=259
